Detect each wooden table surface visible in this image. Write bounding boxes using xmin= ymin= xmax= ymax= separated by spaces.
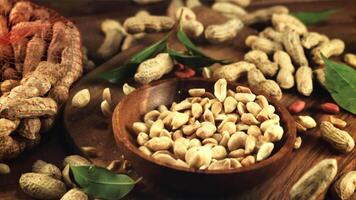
xmin=1 ymin=0 xmax=356 ymax=199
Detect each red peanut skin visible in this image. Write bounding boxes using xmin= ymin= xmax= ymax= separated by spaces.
xmin=175 ymin=68 xmax=196 ymax=78
xmin=321 ymin=102 xmax=340 ymax=114
xmin=288 ymin=100 xmax=306 ymax=114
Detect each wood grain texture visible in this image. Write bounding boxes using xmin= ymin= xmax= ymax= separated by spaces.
xmin=1 ymin=0 xmax=356 ymax=199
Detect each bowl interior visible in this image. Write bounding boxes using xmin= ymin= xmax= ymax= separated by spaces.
xmin=113 ymin=78 xmax=296 ymax=174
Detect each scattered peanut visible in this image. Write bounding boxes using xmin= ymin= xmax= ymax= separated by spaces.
xmin=290 ymin=159 xmax=338 ymax=200
xmin=216 ymin=0 xmax=251 ymax=7
xmin=212 ymin=61 xmax=255 ymax=81
xmin=176 ymin=7 xmax=204 ymax=38
xmin=332 ymin=171 xmax=356 ymax=200
xmin=63 ymin=155 xmax=91 ymax=167
xmin=71 ymin=89 xmax=90 ymax=108
xmin=273 ymin=50 xmax=295 ymax=89
xmin=259 ymin=27 xmax=283 ymax=43
xmin=344 ymin=53 xmax=356 ymax=68
xmin=32 ymin=160 xmax=61 ymax=180
xmin=301 ymin=32 xmax=329 ymax=49
xmin=272 ymin=13 xmax=307 ymax=35
xmin=312 ymin=39 xmax=345 ymax=64
xmin=329 ymin=116 xmax=347 ymax=129
xmin=212 ymin=2 xmax=247 ymax=19
xmin=186 ymin=0 xmax=202 ymax=8
xmin=245 ymin=35 xmax=283 ymax=54
xmin=247 ymin=68 xmax=282 ymax=101
xmin=314 ymin=68 xmax=326 ymax=88
xmin=101 ymin=100 xmax=112 ymax=117
xmin=134 ymin=53 xmax=174 ymax=84
xmin=81 ymin=146 xmax=98 ymax=157
xmin=282 ymin=27 xmax=308 ymax=66
xmin=61 ymin=188 xmax=88 ymax=200
xmin=97 ymin=19 xmax=126 ymax=59
xmin=121 ymin=33 xmax=145 ymax=51
xmin=205 ymin=18 xmax=244 ymax=44
xmin=294 ymin=136 xmax=302 ymax=150
xmin=202 ymin=67 xmax=212 ymax=79
xmin=0 ymin=163 xmax=10 ymax=174
xmin=19 ymin=172 xmax=67 ymax=199
xmin=124 ymin=12 xmax=175 ymax=34
xmin=320 ymin=121 xmax=354 ymax=153
xmin=288 ymin=100 xmax=305 ymax=114
xmin=244 ymin=50 xmax=278 ymax=77
xmin=102 ymin=88 xmax=112 ymax=104
xmin=297 ymin=115 xmax=317 ymax=129
xmin=241 ymin=5 xmax=289 ymax=25
xmin=321 ymin=102 xmax=340 ymax=114
xmin=295 ymin=66 xmax=313 ymax=96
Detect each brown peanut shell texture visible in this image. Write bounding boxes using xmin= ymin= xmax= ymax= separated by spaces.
xmin=50 ymin=23 xmax=83 ymax=104
xmin=0 ymin=0 xmax=13 ymax=15
xmin=23 ymin=35 xmax=47 ymax=76
xmin=47 ymin=21 xmax=67 ymax=63
xmin=282 ymin=27 xmax=308 ymax=67
xmin=9 ymin=1 xmax=33 ymax=25
xmin=0 ymin=16 xmax=13 ymax=63
xmin=0 ymin=136 xmax=26 ymax=160
xmin=0 ymin=2 xmax=83 ymax=160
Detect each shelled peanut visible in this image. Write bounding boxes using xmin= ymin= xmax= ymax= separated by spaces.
xmin=133 ymin=79 xmax=285 ymax=170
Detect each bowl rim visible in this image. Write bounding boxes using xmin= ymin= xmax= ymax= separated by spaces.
xmin=112 ymin=77 xmax=296 ymax=174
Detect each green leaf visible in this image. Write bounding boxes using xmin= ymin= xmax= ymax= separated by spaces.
xmin=176 ymin=30 xmax=230 ymax=65
xmin=95 ymin=36 xmax=168 ymax=83
xmin=168 ymin=49 xmax=217 ymax=69
xmin=70 ymin=165 xmax=141 ymax=200
xmin=323 ymin=55 xmax=356 ymax=114
xmin=177 ymin=29 xmax=206 ymax=57
xmin=96 ymin=63 xmax=136 ymax=84
xmin=130 ymin=35 xmax=168 ymax=64
xmin=292 ymin=9 xmax=336 ymax=25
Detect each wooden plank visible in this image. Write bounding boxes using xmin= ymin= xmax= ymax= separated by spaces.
xmin=63 ymin=2 xmax=356 ymax=200
xmin=1 ymin=0 xmax=355 ymax=199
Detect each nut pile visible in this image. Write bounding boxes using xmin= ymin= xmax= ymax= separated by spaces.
xmin=208 ymin=4 xmax=351 ymax=98
xmin=133 ymin=79 xmax=284 ymax=170
xmin=19 ymin=156 xmax=90 ymax=200
xmin=18 ymin=155 xmax=131 ymax=200
xmin=0 ymin=1 xmax=83 ymax=160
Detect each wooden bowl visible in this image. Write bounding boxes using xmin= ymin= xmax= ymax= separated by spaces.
xmin=112 ymin=78 xmax=296 ymax=194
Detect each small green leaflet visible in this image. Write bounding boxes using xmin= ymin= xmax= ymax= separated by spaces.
xmin=96 ymin=63 xmax=136 ymax=84
xmin=292 ymin=9 xmax=336 ymax=25
xmin=323 ymin=55 xmax=356 ymax=114
xmin=70 ymin=165 xmax=141 ymax=200
xmin=167 ymin=49 xmax=217 ymax=69
xmin=130 ymin=34 xmax=169 ymax=64
xmin=177 ymin=29 xmax=230 ymax=65
xmin=177 ymin=29 xmax=206 ymax=57
xmin=96 ymin=35 xmax=168 ymax=83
